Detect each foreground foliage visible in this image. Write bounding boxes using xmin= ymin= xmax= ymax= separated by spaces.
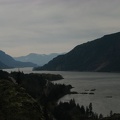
xmin=0 ymin=79 xmax=44 ymax=120
xmin=0 ymin=70 xmax=120 ymax=120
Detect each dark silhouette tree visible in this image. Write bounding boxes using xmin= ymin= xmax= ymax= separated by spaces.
xmin=89 ymin=102 xmax=93 ymax=116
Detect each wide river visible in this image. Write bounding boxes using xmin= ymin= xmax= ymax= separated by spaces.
xmin=3 ymin=67 xmax=120 ymax=116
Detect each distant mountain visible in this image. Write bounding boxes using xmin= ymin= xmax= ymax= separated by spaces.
xmin=14 ymin=53 xmax=62 ymax=66
xmin=35 ymin=32 xmax=120 ymax=72
xmin=0 ymin=50 xmax=37 ymax=68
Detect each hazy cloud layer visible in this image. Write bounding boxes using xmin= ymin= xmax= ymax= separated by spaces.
xmin=0 ymin=0 xmax=120 ymax=56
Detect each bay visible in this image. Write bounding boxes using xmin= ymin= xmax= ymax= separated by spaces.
xmin=3 ymin=67 xmax=120 ymax=116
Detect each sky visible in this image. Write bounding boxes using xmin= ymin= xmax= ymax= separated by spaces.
xmin=0 ymin=0 xmax=120 ymax=57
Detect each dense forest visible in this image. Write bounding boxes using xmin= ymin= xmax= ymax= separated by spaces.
xmin=0 ymin=70 xmax=120 ymax=120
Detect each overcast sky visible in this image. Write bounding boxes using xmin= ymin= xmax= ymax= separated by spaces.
xmin=0 ymin=0 xmax=120 ymax=57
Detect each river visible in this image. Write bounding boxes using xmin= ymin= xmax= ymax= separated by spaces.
xmin=3 ymin=67 xmax=120 ymax=116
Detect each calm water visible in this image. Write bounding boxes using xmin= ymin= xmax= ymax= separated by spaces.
xmin=3 ymin=67 xmax=120 ymax=116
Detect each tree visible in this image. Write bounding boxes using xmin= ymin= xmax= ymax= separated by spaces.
xmin=81 ymin=105 xmax=85 ymax=114
xmin=86 ymin=106 xmax=89 ymax=116
xmin=110 ymin=110 xmax=113 ymax=117
xmin=99 ymin=114 xmax=103 ymax=119
xmin=89 ymin=103 xmax=93 ymax=116
xmin=16 ymin=71 xmax=23 ymax=85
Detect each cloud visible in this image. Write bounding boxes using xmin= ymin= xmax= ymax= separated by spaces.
xmin=0 ymin=0 xmax=120 ymax=56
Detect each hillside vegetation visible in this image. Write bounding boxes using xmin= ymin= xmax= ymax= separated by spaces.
xmin=0 ymin=79 xmax=44 ymax=120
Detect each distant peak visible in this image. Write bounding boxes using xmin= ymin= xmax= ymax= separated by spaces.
xmin=28 ymin=53 xmax=38 ymax=56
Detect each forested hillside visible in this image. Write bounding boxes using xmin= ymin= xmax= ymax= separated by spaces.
xmin=35 ymin=32 xmax=120 ymax=72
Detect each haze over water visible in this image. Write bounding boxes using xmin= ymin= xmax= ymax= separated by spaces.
xmin=4 ymin=67 xmax=120 ymax=116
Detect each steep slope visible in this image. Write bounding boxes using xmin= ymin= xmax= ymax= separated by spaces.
xmin=35 ymin=32 xmax=120 ymax=72
xmin=14 ymin=53 xmax=61 ymax=66
xmin=0 ymin=79 xmax=44 ymax=120
xmin=0 ymin=61 xmax=9 ymax=69
xmin=0 ymin=50 xmax=37 ymax=68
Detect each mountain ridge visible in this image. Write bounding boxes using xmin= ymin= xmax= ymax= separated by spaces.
xmin=14 ymin=53 xmax=63 ymax=66
xmin=0 ymin=50 xmax=37 ymax=68
xmin=35 ymin=32 xmax=120 ymax=72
